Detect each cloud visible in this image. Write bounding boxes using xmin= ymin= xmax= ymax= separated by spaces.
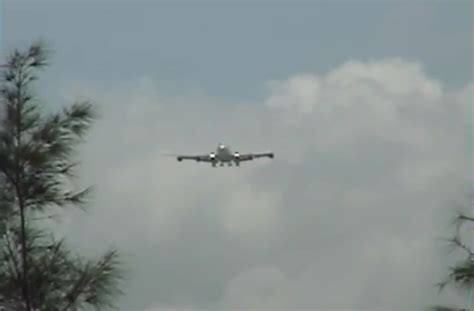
xmin=220 ymin=185 xmax=280 ymax=239
xmin=54 ymin=59 xmax=470 ymax=310
xmin=266 ymin=74 xmax=321 ymax=115
xmin=221 ymin=265 xmax=286 ymax=309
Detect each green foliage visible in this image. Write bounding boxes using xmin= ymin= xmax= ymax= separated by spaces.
xmin=0 ymin=42 xmax=124 ymax=310
xmin=429 ymin=208 xmax=473 ymax=311
xmin=437 ymin=211 xmax=474 ymax=292
xmin=1 ymin=224 xmax=123 ymax=310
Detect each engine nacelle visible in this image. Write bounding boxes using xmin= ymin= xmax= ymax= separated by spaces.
xmin=233 ymin=152 xmax=241 ymax=166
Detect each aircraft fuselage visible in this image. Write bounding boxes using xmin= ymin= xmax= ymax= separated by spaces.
xmin=216 ymin=144 xmax=233 ymax=161
xmin=213 ymin=144 xmax=235 ymax=166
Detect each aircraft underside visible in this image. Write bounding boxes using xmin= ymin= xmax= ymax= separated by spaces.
xmin=212 ymin=160 xmax=240 ymax=167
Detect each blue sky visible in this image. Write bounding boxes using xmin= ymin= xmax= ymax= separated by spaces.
xmin=2 ymin=1 xmax=471 ymax=100
xmin=1 ymin=1 xmax=472 ymax=310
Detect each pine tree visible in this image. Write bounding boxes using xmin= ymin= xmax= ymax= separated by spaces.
xmin=428 ymin=209 xmax=473 ymax=311
xmin=0 ymin=42 xmax=123 ymax=310
xmin=438 ymin=212 xmax=474 ymax=291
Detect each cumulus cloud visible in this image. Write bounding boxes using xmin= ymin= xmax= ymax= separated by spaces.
xmin=55 ymin=59 xmax=470 ymax=310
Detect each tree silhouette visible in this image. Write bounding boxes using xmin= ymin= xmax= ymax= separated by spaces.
xmin=428 ymin=207 xmax=473 ymax=311
xmin=0 ymin=42 xmax=123 ymax=310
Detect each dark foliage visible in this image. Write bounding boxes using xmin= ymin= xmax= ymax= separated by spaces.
xmin=429 ymin=208 xmax=473 ymax=311
xmin=0 ymin=42 xmax=123 ymax=310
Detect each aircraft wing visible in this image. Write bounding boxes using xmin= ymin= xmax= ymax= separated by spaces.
xmin=176 ymin=154 xmax=214 ymax=162
xmin=237 ymin=152 xmax=274 ymax=162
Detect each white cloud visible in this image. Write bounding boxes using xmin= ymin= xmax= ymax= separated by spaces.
xmin=221 ymin=265 xmax=286 ymax=309
xmin=220 ymin=185 xmax=280 ymax=239
xmin=56 ymin=58 xmax=470 ymax=310
xmin=325 ymin=58 xmax=442 ymax=99
xmin=266 ymin=74 xmax=321 ymax=115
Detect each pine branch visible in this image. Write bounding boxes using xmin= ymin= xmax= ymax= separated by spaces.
xmin=437 ymin=209 xmax=474 ymax=294
xmin=0 ymin=41 xmax=123 ymax=311
xmin=62 ymin=248 xmax=123 ymax=311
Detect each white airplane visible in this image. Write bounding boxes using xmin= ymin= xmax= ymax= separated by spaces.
xmin=170 ymin=143 xmax=274 ymax=167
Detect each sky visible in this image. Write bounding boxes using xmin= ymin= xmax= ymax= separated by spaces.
xmin=1 ymin=1 xmax=472 ymax=310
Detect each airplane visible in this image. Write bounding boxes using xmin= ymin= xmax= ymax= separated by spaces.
xmin=169 ymin=143 xmax=274 ymax=167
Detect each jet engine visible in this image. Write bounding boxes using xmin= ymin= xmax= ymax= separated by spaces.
xmin=234 ymin=152 xmax=240 ymax=166
xmin=209 ymin=153 xmax=217 ymax=167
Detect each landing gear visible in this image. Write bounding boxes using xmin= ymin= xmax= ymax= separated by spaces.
xmin=211 ymin=161 xmax=235 ymax=167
